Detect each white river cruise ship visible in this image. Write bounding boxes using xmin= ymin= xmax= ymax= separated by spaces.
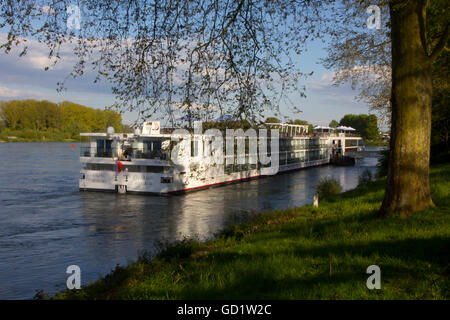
xmin=79 ymin=122 xmax=363 ymax=194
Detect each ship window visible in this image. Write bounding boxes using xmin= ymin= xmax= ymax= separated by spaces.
xmin=144 ymin=139 xmax=162 ymax=151
xmin=96 ymin=139 xmax=113 ymax=157
xmin=191 ymin=140 xmax=199 ymax=157
xmin=84 ymin=163 xmax=114 ymax=171
xmin=146 ymin=166 xmax=164 ymax=173
xmin=161 ymin=177 xmax=173 ymax=183
xmin=153 ymin=140 xmax=162 ymax=150
xmin=121 ymin=165 xmax=141 ymax=172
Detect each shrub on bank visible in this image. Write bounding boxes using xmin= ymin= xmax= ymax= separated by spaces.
xmin=358 ymin=169 xmax=373 ymax=186
xmin=376 ymin=149 xmax=390 ymax=177
xmin=315 ymin=177 xmax=341 ymax=200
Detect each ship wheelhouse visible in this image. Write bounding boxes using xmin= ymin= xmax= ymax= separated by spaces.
xmin=79 ymin=122 xmax=176 ymax=194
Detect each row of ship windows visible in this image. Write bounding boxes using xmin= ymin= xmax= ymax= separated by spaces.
xmin=189 ymin=140 xmax=329 ymax=156
xmin=83 ymin=163 xmax=167 ymax=173
xmin=84 ymin=150 xmax=328 ymax=173
xmin=223 ymin=152 xmax=328 ymax=173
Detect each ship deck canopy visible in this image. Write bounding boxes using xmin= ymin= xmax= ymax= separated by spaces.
xmin=313 ymin=125 xmax=333 ymax=132
xmin=264 ymin=123 xmax=309 ymax=136
xmin=336 ymin=126 xmax=356 ymax=131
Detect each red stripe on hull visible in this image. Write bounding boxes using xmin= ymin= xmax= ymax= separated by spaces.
xmin=169 ymin=174 xmax=262 ymax=194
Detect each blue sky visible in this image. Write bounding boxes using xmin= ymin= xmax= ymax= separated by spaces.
xmin=0 ymin=33 xmax=372 ymax=127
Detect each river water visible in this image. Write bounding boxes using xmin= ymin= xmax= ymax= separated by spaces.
xmin=0 ymin=142 xmax=381 ymax=299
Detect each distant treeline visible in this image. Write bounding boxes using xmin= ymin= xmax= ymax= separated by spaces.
xmin=0 ymin=100 xmax=127 ymax=142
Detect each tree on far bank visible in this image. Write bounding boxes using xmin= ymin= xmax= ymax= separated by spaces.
xmin=265 ymin=117 xmax=281 ymax=124
xmin=329 ymin=120 xmax=339 ymax=128
xmin=288 ymin=119 xmax=308 ymax=126
xmin=288 ymin=119 xmax=313 ymax=132
xmin=122 ymin=124 xmax=134 ymax=133
xmin=339 ymin=114 xmax=379 ymax=141
xmin=0 ymin=100 xmax=123 ymax=139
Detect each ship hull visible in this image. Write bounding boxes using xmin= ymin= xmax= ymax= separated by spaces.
xmin=79 ymin=158 xmax=330 ymax=195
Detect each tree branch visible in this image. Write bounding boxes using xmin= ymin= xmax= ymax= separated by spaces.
xmin=429 ymin=23 xmax=449 ymax=60
xmin=417 ymin=0 xmax=429 ymax=56
xmin=196 ymin=0 xmax=245 ymax=51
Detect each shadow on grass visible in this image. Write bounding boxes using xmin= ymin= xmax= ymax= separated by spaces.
xmin=166 ymin=236 xmax=449 ymax=299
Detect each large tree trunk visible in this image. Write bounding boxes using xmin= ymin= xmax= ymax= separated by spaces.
xmin=379 ymin=1 xmax=434 ymax=217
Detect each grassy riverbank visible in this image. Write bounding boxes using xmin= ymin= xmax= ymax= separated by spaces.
xmin=55 ymin=163 xmax=450 ymax=300
xmin=0 ymin=128 xmax=88 ymax=142
xmin=364 ymin=140 xmax=389 ymax=147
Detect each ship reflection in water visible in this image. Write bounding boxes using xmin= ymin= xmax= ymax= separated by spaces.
xmin=0 ymin=142 xmax=380 ymax=299
xmin=77 ymin=156 xmax=378 ymax=279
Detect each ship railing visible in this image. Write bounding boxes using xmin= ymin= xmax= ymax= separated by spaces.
xmin=80 ymin=147 xmax=169 ymax=160
xmin=131 ymin=149 xmax=169 ymax=160
xmin=343 ymin=133 xmax=361 ymax=137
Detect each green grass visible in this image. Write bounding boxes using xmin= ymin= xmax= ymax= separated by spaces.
xmin=55 ymin=163 xmax=450 ymax=300
xmin=364 ymin=140 xmax=389 ymax=147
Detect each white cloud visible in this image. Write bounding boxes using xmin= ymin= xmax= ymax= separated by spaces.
xmin=306 ymin=65 xmax=390 ymax=93
xmin=0 ymin=33 xmax=110 ymax=94
xmin=0 ymin=86 xmax=46 ymax=99
xmin=305 ymin=72 xmax=335 ymax=91
xmin=28 ymin=55 xmax=52 ymax=70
